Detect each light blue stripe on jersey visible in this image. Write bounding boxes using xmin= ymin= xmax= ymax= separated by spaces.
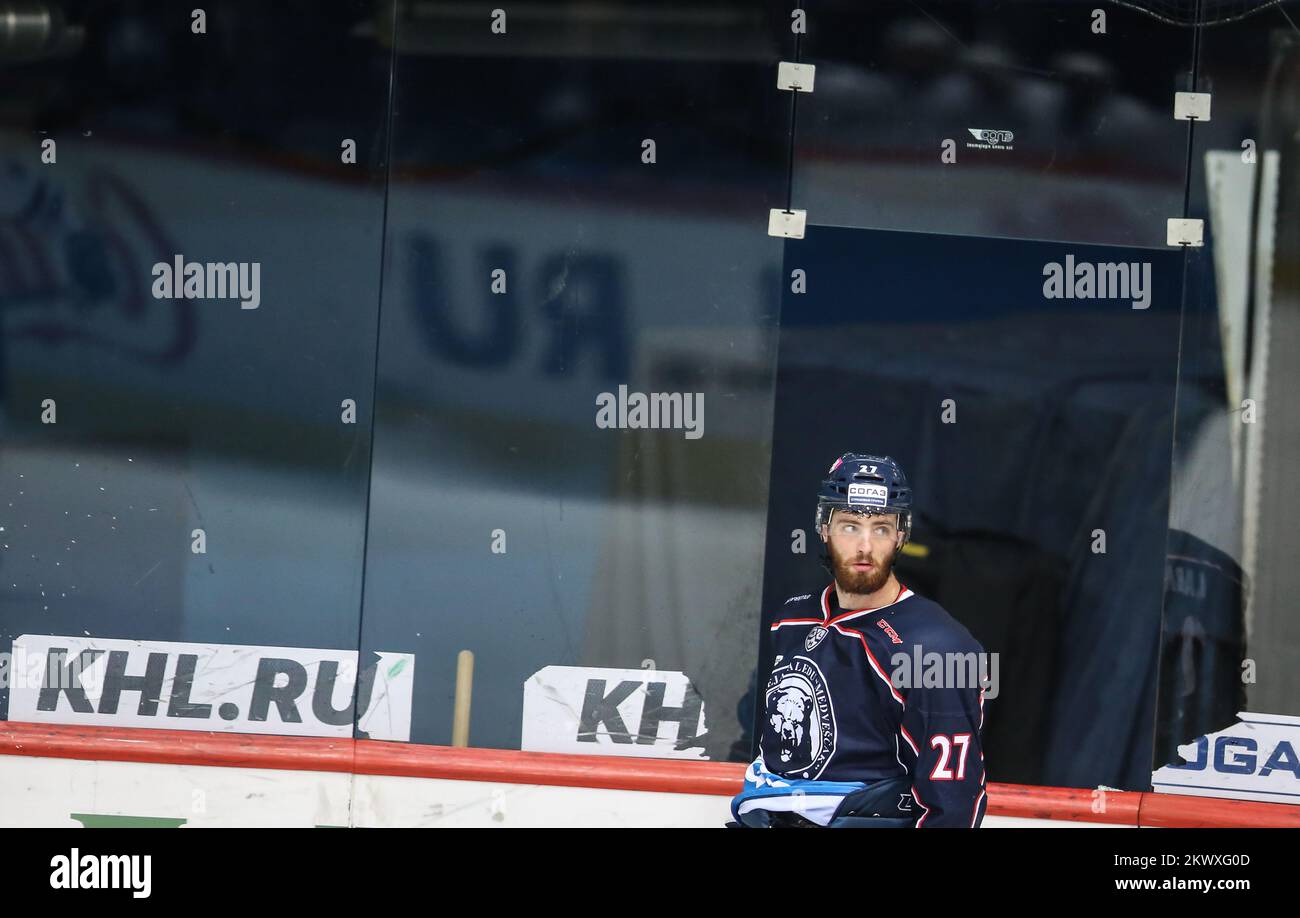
xmin=731 ymin=758 xmax=869 ymax=827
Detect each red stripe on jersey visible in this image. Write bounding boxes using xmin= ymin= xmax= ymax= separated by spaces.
xmin=823 ymin=582 xmax=912 ymax=627
xmin=971 ymin=786 xmax=987 ymax=828
xmin=769 ymin=618 xmax=824 ymax=631
xmin=912 ymin=783 xmax=931 ymax=828
xmin=832 ymin=622 xmax=906 ymax=709
xmin=899 ymin=723 xmax=920 ymax=757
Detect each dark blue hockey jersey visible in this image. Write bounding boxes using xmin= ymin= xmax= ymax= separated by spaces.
xmin=758 ymin=583 xmax=988 ymax=827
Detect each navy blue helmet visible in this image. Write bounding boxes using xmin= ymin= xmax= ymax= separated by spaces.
xmin=815 ymin=453 xmax=912 ymax=544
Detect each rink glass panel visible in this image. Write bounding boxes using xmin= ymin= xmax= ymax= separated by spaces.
xmin=0 ymin=3 xmax=389 ymax=733
xmin=1151 ymin=2 xmax=1300 ymax=798
xmin=757 ymin=226 xmax=1185 ymax=791
xmin=790 ymin=0 xmax=1196 ymax=247
xmin=356 ymin=1 xmax=792 ymax=758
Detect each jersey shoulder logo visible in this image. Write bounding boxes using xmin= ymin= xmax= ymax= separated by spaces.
xmin=804 ymin=625 xmax=829 ymax=651
xmin=762 ymin=655 xmax=837 ymax=779
xmin=784 ymin=593 xmax=813 ymax=604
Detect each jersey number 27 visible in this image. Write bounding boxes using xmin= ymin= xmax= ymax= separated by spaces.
xmin=928 ymin=733 xmax=972 ymax=781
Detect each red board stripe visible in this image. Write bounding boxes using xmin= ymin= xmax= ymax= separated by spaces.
xmin=2 ymin=722 xmax=1298 ymax=826
xmin=985 ymin=781 xmax=1142 ymax=825
xmin=1138 ymin=791 xmax=1300 ymax=828
xmin=0 ymin=721 xmax=355 ymax=773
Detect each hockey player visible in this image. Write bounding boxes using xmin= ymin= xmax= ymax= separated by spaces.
xmin=731 ymin=453 xmax=988 ymax=828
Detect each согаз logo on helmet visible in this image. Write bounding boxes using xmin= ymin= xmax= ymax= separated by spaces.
xmin=762 ymin=657 xmax=837 ymax=779
xmin=847 ymin=482 xmax=888 ymax=507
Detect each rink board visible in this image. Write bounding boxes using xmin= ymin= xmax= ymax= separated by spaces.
xmin=2 ymin=723 xmax=1297 ymax=828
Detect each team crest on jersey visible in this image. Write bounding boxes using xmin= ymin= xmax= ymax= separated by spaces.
xmin=804 ymin=625 xmax=829 ymax=651
xmin=762 ymin=656 xmax=837 ymax=779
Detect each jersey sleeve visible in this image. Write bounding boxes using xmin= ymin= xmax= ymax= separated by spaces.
xmin=899 ymin=677 xmax=987 ymax=828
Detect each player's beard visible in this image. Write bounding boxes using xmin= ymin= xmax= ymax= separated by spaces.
xmin=828 ymin=539 xmax=897 ymax=596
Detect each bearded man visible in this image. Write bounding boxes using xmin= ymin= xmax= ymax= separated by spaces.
xmin=731 ymin=453 xmax=988 ymax=828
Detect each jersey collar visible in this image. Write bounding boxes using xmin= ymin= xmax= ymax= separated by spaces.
xmin=821 ymin=582 xmax=913 ymax=626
